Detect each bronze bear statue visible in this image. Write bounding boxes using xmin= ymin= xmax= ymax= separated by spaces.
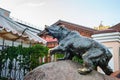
xmin=43 ymin=25 xmax=113 ymax=75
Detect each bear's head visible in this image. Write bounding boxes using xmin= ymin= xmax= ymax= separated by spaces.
xmin=44 ymin=25 xmax=70 ymax=39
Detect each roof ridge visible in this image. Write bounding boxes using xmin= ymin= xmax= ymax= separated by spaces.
xmin=108 ymin=23 xmax=120 ymax=32
xmin=109 ymin=23 xmax=120 ymax=29
xmin=53 ymin=20 xmax=97 ymax=32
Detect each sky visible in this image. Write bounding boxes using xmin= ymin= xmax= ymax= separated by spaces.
xmin=0 ymin=0 xmax=120 ymax=30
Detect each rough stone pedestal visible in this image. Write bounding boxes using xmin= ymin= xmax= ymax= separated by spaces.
xmin=24 ymin=60 xmax=118 ymax=80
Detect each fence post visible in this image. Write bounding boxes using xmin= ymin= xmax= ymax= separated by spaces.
xmin=2 ymin=39 xmax=5 ymax=50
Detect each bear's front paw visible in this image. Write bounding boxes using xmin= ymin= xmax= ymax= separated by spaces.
xmin=78 ymin=67 xmax=92 ymax=75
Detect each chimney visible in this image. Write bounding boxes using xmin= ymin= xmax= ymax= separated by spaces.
xmin=0 ymin=8 xmax=10 ymax=17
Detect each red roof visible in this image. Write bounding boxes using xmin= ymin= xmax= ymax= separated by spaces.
xmin=94 ymin=29 xmax=118 ymax=34
xmin=42 ymin=37 xmax=57 ymax=42
xmin=109 ymin=23 xmax=120 ymax=32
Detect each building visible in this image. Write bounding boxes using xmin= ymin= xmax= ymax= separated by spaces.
xmin=0 ymin=8 xmax=46 ymax=50
xmin=94 ymin=21 xmax=110 ymax=30
xmin=92 ymin=23 xmax=120 ymax=72
xmin=40 ymin=35 xmax=58 ymax=48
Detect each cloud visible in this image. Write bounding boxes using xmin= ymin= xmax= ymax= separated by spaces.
xmin=25 ymin=2 xmax=46 ymax=7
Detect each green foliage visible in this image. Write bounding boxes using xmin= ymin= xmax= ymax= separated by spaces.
xmin=0 ymin=44 xmax=48 ymax=75
xmin=72 ymin=56 xmax=83 ymax=64
xmin=55 ymin=53 xmax=64 ymax=59
xmin=29 ymin=44 xmax=48 ymax=69
xmin=0 ymin=50 xmax=6 ymax=74
xmin=0 ymin=77 xmax=8 ymax=80
xmin=55 ymin=53 xmax=83 ymax=64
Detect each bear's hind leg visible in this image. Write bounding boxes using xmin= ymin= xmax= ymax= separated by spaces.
xmin=99 ymin=64 xmax=113 ymax=75
xmin=78 ymin=53 xmax=94 ymax=74
xmin=78 ymin=48 xmax=103 ymax=75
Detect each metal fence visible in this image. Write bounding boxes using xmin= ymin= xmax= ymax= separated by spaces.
xmin=0 ymin=54 xmax=28 ymax=80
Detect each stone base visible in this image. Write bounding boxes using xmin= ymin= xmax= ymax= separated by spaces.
xmin=24 ymin=60 xmax=118 ymax=80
